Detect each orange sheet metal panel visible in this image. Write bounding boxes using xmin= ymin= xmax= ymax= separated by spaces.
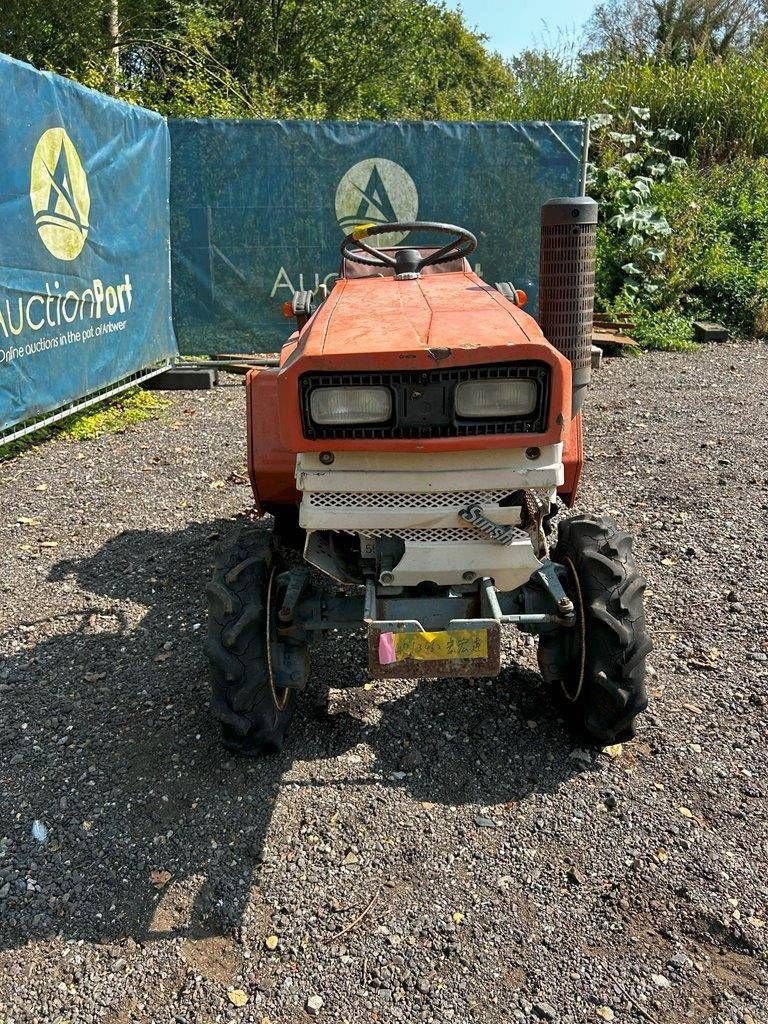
xmin=246 ymin=367 xmax=298 ymax=512
xmin=558 ymin=410 xmax=583 ymax=506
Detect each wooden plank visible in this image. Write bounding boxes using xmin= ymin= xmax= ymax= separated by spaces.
xmin=592 ymin=330 xmax=638 ymax=350
xmin=214 ymin=352 xmax=280 ymax=361
xmin=215 ymin=362 xmax=258 ymax=375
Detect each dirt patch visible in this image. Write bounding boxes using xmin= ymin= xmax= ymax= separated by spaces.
xmin=178 ymin=934 xmax=243 ymax=984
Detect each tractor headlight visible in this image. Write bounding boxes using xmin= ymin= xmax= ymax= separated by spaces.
xmin=454 ymin=379 xmax=538 ymax=418
xmin=309 ymin=386 xmax=392 ymax=425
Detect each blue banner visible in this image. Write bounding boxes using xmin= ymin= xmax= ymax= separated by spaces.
xmin=0 ymin=54 xmax=177 ymax=433
xmin=169 ymin=119 xmax=585 ymax=353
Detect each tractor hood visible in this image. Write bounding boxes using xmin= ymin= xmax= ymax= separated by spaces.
xmin=288 ymin=270 xmax=544 ymax=359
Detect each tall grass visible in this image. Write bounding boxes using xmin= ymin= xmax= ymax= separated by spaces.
xmin=497 ymin=50 xmax=768 ymax=161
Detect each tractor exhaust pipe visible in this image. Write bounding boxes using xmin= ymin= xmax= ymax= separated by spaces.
xmin=538 ymin=197 xmax=598 ymax=416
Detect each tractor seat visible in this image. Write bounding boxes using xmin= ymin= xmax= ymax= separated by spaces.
xmin=341 ymin=246 xmax=470 ymax=279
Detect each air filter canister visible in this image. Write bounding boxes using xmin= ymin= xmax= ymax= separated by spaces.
xmin=539 ymin=197 xmax=598 ymax=416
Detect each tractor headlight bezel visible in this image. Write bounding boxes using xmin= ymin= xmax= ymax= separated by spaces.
xmin=299 ymin=362 xmax=550 ymax=440
xmin=454 ymin=378 xmax=538 ymax=419
xmin=309 ymin=385 xmax=393 ymax=426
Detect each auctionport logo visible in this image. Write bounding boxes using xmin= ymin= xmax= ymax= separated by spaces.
xmin=335 ymin=158 xmax=418 ymax=246
xmin=29 ymin=127 xmax=91 ymax=261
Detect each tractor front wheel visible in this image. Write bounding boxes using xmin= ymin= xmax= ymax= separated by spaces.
xmin=538 ymin=514 xmax=652 ymax=743
xmin=205 ymin=524 xmax=297 ymax=755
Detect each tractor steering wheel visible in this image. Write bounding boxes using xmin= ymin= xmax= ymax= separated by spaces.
xmin=341 ymin=221 xmax=477 ymax=275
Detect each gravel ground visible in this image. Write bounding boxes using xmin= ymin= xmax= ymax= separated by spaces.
xmin=1 ymin=342 xmax=767 ymax=1024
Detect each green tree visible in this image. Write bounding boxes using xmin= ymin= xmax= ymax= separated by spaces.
xmin=0 ymin=0 xmax=517 ymax=119
xmin=585 ymin=0 xmax=767 ymax=60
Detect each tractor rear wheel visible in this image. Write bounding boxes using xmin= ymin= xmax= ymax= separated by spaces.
xmin=205 ymin=523 xmax=296 ymax=755
xmin=537 ymin=514 xmax=652 ymax=743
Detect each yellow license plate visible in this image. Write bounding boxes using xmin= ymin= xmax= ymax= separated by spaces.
xmin=378 ymin=629 xmax=488 ymax=665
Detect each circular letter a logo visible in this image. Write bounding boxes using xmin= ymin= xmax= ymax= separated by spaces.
xmin=30 ymin=127 xmax=91 ymax=261
xmin=335 ymin=158 xmax=418 ymax=245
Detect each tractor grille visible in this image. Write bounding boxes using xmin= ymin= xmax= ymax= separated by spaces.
xmin=307 ymin=488 xmax=514 ymax=510
xmin=300 ymin=362 xmax=550 ymax=440
xmin=357 ymin=526 xmax=530 ymax=544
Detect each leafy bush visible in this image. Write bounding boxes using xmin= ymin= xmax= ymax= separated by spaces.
xmin=588 ymin=106 xmax=685 ymax=306
xmin=653 ymin=158 xmax=768 ymax=335
xmin=587 ymin=102 xmax=768 ymax=341
xmin=629 ymin=309 xmax=696 ymax=351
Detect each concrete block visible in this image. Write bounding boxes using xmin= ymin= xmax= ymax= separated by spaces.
xmin=143 ymin=367 xmax=218 ymax=391
xmin=693 ymin=321 xmax=729 ymax=343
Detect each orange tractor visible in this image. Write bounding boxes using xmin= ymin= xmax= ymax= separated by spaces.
xmin=206 ymin=202 xmax=651 ymax=755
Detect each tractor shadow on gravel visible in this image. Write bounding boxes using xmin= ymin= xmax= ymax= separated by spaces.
xmin=0 ymin=519 xmax=587 ymax=953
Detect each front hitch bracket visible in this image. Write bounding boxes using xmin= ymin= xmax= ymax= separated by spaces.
xmin=535 ymin=560 xmax=575 ymax=621
xmin=278 ymin=566 xmax=311 ymax=624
